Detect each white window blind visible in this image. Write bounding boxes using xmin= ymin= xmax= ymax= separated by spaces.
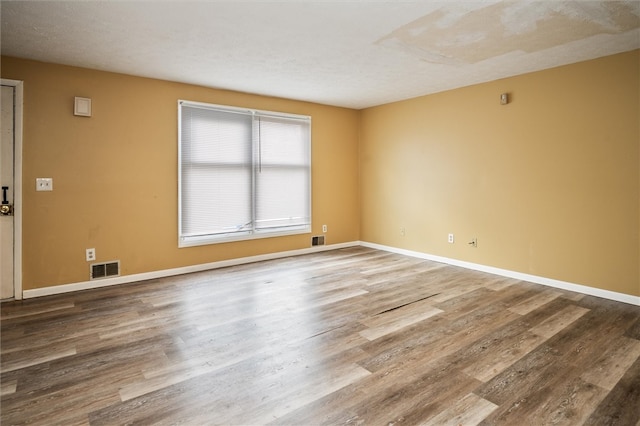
xmin=179 ymin=101 xmax=311 ymax=247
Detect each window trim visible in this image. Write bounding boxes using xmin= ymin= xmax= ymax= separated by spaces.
xmin=178 ymin=100 xmax=312 ymax=248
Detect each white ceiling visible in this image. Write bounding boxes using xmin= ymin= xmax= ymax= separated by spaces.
xmin=2 ymin=1 xmax=639 ymax=109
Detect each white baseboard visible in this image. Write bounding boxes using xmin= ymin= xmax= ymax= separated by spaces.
xmin=360 ymin=241 xmax=640 ymax=306
xmin=22 ymin=241 xmax=360 ymax=299
xmin=22 ymin=240 xmax=640 ymax=306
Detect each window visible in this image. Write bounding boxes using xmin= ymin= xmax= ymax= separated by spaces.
xmin=178 ymin=100 xmax=311 ymax=247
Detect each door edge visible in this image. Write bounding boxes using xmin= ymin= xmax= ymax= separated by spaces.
xmin=2 ymin=78 xmax=23 ymax=300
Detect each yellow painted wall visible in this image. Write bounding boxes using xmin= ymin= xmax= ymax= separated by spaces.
xmin=1 ymin=57 xmax=361 ymax=290
xmin=3 ymin=50 xmax=639 ymax=298
xmin=360 ymin=50 xmax=640 ymax=297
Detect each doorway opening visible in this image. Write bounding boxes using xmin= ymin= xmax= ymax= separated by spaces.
xmin=1 ymin=79 xmax=23 ymax=301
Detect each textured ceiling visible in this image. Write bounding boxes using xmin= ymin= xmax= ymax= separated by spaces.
xmin=1 ymin=1 xmax=639 ymax=109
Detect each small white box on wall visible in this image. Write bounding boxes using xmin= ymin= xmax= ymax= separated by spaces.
xmin=74 ymin=97 xmax=92 ymax=117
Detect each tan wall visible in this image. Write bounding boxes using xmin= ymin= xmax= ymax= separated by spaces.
xmin=1 ymin=57 xmax=361 ymax=290
xmin=360 ymin=50 xmax=640 ymax=297
xmin=3 ymin=50 xmax=639 ymax=298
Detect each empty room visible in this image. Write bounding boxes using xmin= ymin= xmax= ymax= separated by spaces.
xmin=1 ymin=1 xmax=639 ymax=425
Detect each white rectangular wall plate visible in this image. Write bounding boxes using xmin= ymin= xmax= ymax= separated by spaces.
xmin=74 ymin=97 xmax=92 ymax=117
xmin=35 ymin=178 xmax=53 ymax=191
xmin=86 ymin=248 xmax=96 ymax=262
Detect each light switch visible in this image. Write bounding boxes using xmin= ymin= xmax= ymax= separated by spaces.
xmin=36 ymin=178 xmax=53 ymax=191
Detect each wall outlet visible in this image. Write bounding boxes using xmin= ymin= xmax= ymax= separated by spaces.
xmin=322 ymin=224 xmax=327 ymax=233
xmin=400 ymin=227 xmax=405 ymax=236
xmin=448 ymin=233 xmax=454 ymax=243
xmin=469 ymin=238 xmax=478 ymax=248
xmin=86 ymin=248 xmax=96 ymax=262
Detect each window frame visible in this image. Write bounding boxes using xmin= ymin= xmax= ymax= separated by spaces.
xmin=178 ymin=100 xmax=312 ymax=248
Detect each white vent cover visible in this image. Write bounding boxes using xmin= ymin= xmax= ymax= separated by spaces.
xmin=311 ymin=235 xmax=325 ymax=246
xmin=90 ymin=261 xmax=120 ymax=280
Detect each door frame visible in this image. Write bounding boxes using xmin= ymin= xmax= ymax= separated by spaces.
xmin=2 ymin=78 xmax=23 ymax=300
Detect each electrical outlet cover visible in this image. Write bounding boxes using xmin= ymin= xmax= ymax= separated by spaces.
xmin=86 ymin=248 xmax=96 ymax=261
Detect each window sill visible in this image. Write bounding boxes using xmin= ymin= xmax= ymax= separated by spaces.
xmin=179 ymin=227 xmax=311 ymax=248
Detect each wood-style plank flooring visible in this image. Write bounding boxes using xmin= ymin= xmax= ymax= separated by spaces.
xmin=2 ymin=247 xmax=639 ymax=425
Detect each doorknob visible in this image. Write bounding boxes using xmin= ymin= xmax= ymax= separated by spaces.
xmin=1 ymin=186 xmax=12 ymax=216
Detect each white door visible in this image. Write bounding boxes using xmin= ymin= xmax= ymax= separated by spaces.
xmin=1 ymin=84 xmax=15 ymax=300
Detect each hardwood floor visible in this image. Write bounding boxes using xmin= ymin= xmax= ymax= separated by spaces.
xmin=1 ymin=247 xmax=639 ymax=425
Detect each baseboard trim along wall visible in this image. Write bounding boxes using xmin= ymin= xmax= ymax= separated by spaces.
xmin=23 ymin=240 xmax=640 ymax=306
xmin=360 ymin=241 xmax=640 ymax=307
xmin=22 ymin=242 xmax=360 ymax=299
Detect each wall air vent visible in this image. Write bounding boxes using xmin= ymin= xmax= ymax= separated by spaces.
xmin=90 ymin=261 xmax=120 ymax=280
xmin=311 ymin=235 xmax=325 ymax=246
